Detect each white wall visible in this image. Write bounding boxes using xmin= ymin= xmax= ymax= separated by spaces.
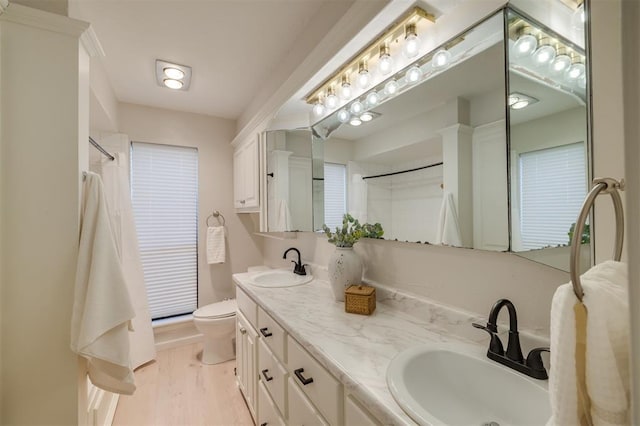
xmin=118 ymin=103 xmax=263 ymax=305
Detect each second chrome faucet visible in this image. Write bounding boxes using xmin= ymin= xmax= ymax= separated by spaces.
xmin=473 ymin=298 xmax=549 ymax=380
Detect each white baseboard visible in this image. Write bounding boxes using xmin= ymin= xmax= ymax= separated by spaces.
xmin=153 ymin=317 xmax=203 ymax=351
xmin=155 ymin=333 xmax=203 ymax=351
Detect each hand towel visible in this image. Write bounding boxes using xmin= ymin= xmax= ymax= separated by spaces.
xmin=207 ymin=226 xmax=226 ymax=264
xmin=71 ymin=172 xmax=136 ymax=395
xmin=436 ymin=191 xmax=462 ymax=246
xmin=548 ymin=260 xmax=629 ymax=426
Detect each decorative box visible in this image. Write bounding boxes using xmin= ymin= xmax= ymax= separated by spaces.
xmin=344 ymin=284 xmax=376 ymax=315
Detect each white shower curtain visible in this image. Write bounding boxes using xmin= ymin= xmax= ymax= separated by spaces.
xmin=95 ymin=152 xmax=156 ymax=369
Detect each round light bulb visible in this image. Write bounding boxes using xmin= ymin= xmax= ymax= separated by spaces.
xmin=566 ymin=62 xmax=585 ymax=80
xmin=163 ymin=79 xmax=183 ymax=90
xmin=339 ymin=82 xmax=352 ymax=100
xmin=163 ymin=67 xmax=185 ymax=80
xmin=325 ymin=93 xmax=339 ymax=109
xmin=512 ymin=100 xmax=530 ymax=110
xmin=312 ymin=102 xmax=325 ymax=117
xmin=513 ymin=34 xmax=537 ymax=57
xmin=357 ymin=69 xmax=371 ymax=89
xmin=366 ymin=91 xmax=380 ymax=107
xmin=360 ymin=112 xmax=373 ymax=122
xmin=337 ymin=109 xmax=350 ymax=123
xmin=534 ymin=44 xmax=556 ymax=65
xmin=432 ymin=49 xmax=452 ymax=70
xmin=384 ymin=80 xmax=399 ymax=96
xmin=406 ymin=65 xmax=423 ymax=84
xmin=550 ymin=54 xmax=571 ymax=73
xmin=350 ymin=118 xmax=362 ymax=127
xmin=378 ymin=54 xmax=393 ymax=76
xmin=508 ymin=94 xmax=519 ymax=106
xmin=403 ymin=33 xmax=421 ymax=58
xmin=350 ymin=101 xmax=364 ymax=115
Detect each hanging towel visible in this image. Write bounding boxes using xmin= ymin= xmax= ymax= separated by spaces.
xmin=71 ymin=172 xmax=136 ymax=395
xmin=275 ymin=199 xmax=292 ymax=231
xmin=207 ymin=226 xmax=226 ymax=264
xmin=436 ymin=191 xmax=462 ymax=246
xmin=349 ymin=174 xmax=368 ymax=223
xmin=547 ymin=260 xmax=629 ymax=426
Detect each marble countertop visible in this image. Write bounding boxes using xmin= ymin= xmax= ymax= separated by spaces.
xmin=233 ymin=270 xmax=502 ymax=425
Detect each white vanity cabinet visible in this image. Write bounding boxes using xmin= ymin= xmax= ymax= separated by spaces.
xmin=233 ymin=135 xmax=260 ymax=211
xmin=236 ymin=289 xmax=259 ymax=420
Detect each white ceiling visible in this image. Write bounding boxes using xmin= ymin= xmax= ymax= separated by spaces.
xmin=69 ymin=0 xmax=354 ymax=120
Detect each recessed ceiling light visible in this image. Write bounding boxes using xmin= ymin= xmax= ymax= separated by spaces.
xmin=156 ymin=59 xmax=192 ymax=91
xmin=509 ymin=92 xmax=539 ymax=110
xmin=360 ymin=112 xmax=374 ymax=122
xmin=163 ymin=67 xmax=185 ymax=80
xmin=512 ymin=100 xmax=529 ymax=109
xmin=164 ymin=79 xmax=183 ymax=90
xmin=350 ymin=118 xmax=362 ymax=126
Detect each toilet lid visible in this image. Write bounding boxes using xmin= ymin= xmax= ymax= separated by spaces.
xmin=193 ymin=299 xmax=237 ymax=319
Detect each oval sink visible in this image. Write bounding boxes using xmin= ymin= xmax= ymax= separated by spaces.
xmin=249 ymin=270 xmax=313 ymax=288
xmin=387 ymin=343 xmax=550 ymax=426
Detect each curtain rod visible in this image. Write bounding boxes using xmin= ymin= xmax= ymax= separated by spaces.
xmin=89 ymin=137 xmax=115 ymax=161
xmin=362 ymin=162 xmax=443 ymax=180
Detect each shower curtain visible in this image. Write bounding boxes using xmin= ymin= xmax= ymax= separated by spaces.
xmin=95 ymin=152 xmax=156 ymax=369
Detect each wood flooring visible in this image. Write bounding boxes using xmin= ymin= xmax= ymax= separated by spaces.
xmin=112 ymin=343 xmax=254 ymax=426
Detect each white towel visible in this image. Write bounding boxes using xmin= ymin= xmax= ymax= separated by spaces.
xmin=275 ymin=199 xmax=292 ymax=231
xmin=548 ymin=260 xmax=629 ymax=426
xmin=207 ymin=226 xmax=226 ymax=264
xmin=436 ymin=192 xmax=462 ymax=246
xmin=71 ymin=172 xmax=136 ymax=395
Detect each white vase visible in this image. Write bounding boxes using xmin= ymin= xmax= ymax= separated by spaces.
xmin=328 ymin=247 xmax=363 ymax=302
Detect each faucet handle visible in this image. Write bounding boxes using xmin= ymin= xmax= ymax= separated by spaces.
xmin=472 ymin=322 xmax=505 ymax=355
xmin=525 ymin=347 xmax=550 ymax=379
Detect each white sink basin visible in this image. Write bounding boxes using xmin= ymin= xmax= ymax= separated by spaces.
xmin=387 ymin=343 xmax=550 ymax=426
xmin=249 ymin=270 xmax=313 ymax=288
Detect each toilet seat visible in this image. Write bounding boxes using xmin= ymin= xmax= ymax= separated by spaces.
xmin=193 ymin=299 xmax=237 ymax=319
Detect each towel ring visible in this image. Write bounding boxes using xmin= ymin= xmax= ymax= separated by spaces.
xmin=569 ymin=177 xmax=625 ymax=301
xmin=206 ymin=210 xmax=226 ymax=227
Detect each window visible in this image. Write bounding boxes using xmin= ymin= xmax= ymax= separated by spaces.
xmin=131 ymin=142 xmax=198 ymax=319
xmin=519 ymin=142 xmax=587 ymax=250
xmin=324 ymin=162 xmax=347 ymax=230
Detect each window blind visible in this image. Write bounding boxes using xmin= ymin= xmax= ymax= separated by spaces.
xmin=324 ymin=163 xmax=347 ymax=230
xmin=519 ymin=142 xmax=586 ymax=250
xmin=130 ymin=142 xmax=199 ymax=319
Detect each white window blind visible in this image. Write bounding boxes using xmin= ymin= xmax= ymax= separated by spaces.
xmin=131 ymin=142 xmax=198 ymax=319
xmin=519 ymin=142 xmax=586 ymax=250
xmin=324 ymin=163 xmax=347 ymax=230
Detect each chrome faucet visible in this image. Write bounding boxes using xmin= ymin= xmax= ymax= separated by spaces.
xmin=283 ymin=247 xmax=306 ymax=276
xmin=473 ymin=298 xmax=549 ymax=380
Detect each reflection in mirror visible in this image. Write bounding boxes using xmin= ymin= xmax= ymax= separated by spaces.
xmin=265 ymin=129 xmax=314 ymax=232
xmin=312 ymin=13 xmax=508 ymax=249
xmin=507 ymin=9 xmax=590 ymax=272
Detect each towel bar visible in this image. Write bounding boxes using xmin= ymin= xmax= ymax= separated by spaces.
xmin=206 ymin=210 xmax=226 ymax=227
xmin=569 ymin=177 xmax=625 ymax=301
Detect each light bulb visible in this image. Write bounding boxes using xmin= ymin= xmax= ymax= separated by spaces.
xmin=513 ymin=33 xmax=537 ymax=57
xmin=357 ymin=61 xmax=371 ymax=89
xmin=350 ymin=101 xmax=364 ymax=115
xmin=339 ymin=75 xmax=352 ymax=100
xmin=337 ymin=109 xmax=350 ymax=123
xmin=366 ymin=91 xmax=380 ymax=107
xmin=163 ymin=79 xmax=183 ymax=90
xmin=360 ymin=112 xmax=373 ymax=122
xmin=512 ymin=100 xmax=530 ymax=110
xmin=384 ymin=79 xmax=399 ymax=96
xmin=312 ymin=101 xmax=325 ymax=117
xmin=406 ymin=65 xmax=423 ymax=84
xmin=508 ymin=94 xmax=519 ymax=106
xmin=350 ymin=118 xmax=362 ymax=126
xmin=550 ymin=53 xmax=571 ymax=73
xmin=163 ymin=67 xmax=185 ymax=80
xmin=432 ymin=49 xmax=452 ymax=69
xmin=325 ymin=89 xmax=339 ymax=109
xmin=378 ymin=44 xmax=393 ymax=76
xmin=403 ymin=24 xmax=420 ymax=59
xmin=566 ymin=62 xmax=585 ymax=80
xmin=533 ymin=41 xmax=556 ymax=65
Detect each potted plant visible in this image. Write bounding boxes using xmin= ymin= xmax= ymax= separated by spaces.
xmin=323 ymin=214 xmax=383 ymax=301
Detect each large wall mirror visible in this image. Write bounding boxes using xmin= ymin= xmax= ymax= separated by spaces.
xmin=267 ymin=2 xmax=591 ymax=273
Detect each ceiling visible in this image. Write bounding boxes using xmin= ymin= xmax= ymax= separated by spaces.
xmin=69 ymin=0 xmax=354 ymax=120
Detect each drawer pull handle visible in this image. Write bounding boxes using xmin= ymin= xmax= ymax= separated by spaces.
xmin=261 ymin=369 xmax=273 ymax=382
xmin=260 ymin=327 xmax=273 ymax=337
xmin=294 ymin=368 xmax=314 ymax=385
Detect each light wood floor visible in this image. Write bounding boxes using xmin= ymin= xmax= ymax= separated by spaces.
xmin=113 ymin=343 xmax=254 ymax=426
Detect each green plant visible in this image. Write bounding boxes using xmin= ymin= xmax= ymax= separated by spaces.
xmin=322 ymin=213 xmax=384 ymax=247
xmin=568 ymin=222 xmax=590 ymax=245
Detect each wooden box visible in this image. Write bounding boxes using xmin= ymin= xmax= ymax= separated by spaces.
xmin=344 ymin=285 xmax=376 ymax=315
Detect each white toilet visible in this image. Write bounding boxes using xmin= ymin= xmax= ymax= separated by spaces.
xmin=193 ymin=299 xmax=237 ymax=365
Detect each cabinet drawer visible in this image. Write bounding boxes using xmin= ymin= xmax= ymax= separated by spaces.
xmin=288 ymin=336 xmax=342 ymax=425
xmin=288 ymin=377 xmax=328 ymax=426
xmin=237 ymin=287 xmax=257 ymax=329
xmin=258 ymin=339 xmax=288 ymax=417
xmin=258 ymin=306 xmax=287 ymax=363
xmin=345 ymin=394 xmax=380 ymax=426
xmin=258 ymin=381 xmax=285 ymax=426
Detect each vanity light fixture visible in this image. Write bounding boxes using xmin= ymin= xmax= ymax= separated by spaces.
xmin=304 ymin=6 xmax=435 ymax=114
xmin=566 ymin=54 xmax=585 ymax=80
xmin=406 ymin=65 xmax=423 ymax=84
xmin=550 ymin=47 xmax=571 ymax=72
xmin=350 ymin=100 xmax=364 ymax=115
xmin=384 ymin=79 xmax=399 ymax=96
xmin=337 ymin=109 xmax=351 ymax=123
xmin=366 ymin=91 xmax=381 ymax=107
xmin=325 ymin=86 xmax=339 ymax=109
xmin=156 ymin=59 xmax=192 ymax=91
xmin=533 ymin=36 xmax=556 ymax=64
xmin=513 ymin=25 xmax=537 ymax=57
xmin=432 ymin=49 xmax=452 ymax=69
xmin=312 ymin=99 xmax=326 ymax=117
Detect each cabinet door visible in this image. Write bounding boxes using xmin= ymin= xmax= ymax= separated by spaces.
xmin=258 ymin=381 xmax=286 ymax=426
xmin=236 ymin=312 xmax=258 ymax=417
xmin=233 ymin=148 xmax=244 ymax=208
xmin=242 ymin=137 xmax=260 ymax=209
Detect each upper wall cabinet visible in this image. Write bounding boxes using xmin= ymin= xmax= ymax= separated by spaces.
xmin=234 ymin=135 xmax=260 ymax=212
